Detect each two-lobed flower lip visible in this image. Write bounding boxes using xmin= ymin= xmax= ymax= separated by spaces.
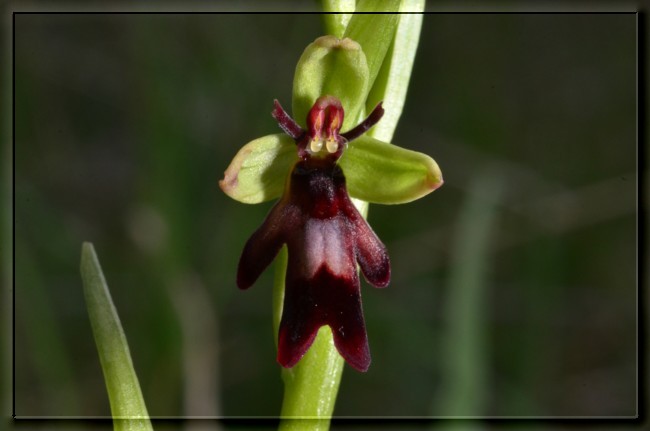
xmin=221 ymin=95 xmax=443 ymax=371
xmin=237 ymin=158 xmax=390 ymax=372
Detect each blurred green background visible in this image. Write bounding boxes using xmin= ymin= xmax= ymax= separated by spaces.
xmin=14 ymin=12 xmax=636 ymax=425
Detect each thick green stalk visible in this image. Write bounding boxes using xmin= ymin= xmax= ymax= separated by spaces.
xmin=321 ymin=0 xmax=355 ymax=37
xmin=80 ymin=243 xmax=152 ymax=431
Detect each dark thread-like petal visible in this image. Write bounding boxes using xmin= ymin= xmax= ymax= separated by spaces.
xmin=341 ymin=102 xmax=384 ymax=142
xmin=272 ymin=99 xmax=304 ymax=140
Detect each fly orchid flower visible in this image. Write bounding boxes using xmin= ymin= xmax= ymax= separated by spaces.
xmin=220 ymin=35 xmax=442 ymax=372
xmin=237 ymin=96 xmax=389 ymax=372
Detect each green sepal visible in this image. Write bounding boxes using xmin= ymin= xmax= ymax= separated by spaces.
xmin=292 ymin=35 xmax=370 ymax=130
xmin=219 ymin=133 xmax=297 ymax=204
xmin=340 ymin=135 xmax=443 ymax=204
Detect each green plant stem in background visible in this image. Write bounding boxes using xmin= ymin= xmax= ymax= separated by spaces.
xmin=80 ymin=243 xmax=153 ymax=431
xmin=437 ymin=173 xmax=503 ymax=419
xmin=276 ymin=3 xmax=423 ymax=430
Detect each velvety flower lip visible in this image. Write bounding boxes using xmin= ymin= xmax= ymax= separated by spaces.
xmin=237 ymin=96 xmax=389 ymax=372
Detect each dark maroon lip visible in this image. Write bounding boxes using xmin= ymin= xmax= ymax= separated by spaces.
xmin=237 ymin=97 xmax=390 ymax=372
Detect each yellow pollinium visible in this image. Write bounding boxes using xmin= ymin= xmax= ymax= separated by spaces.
xmin=310 ymin=139 xmax=324 ymax=153
xmin=326 ymin=138 xmax=338 ymax=153
xmin=310 ymin=138 xmax=338 ymax=154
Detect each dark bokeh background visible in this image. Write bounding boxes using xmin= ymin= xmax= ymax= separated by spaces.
xmin=14 ymin=12 xmax=637 ymax=424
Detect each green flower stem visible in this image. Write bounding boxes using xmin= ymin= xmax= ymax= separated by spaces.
xmin=321 ymin=0 xmax=355 ymax=37
xmin=278 ymin=326 xmax=344 ymax=431
xmin=272 ymin=204 xmax=365 ymax=430
xmin=80 ymin=243 xmax=152 ymax=431
xmin=272 ymin=247 xmax=288 ymax=347
xmin=272 ymin=247 xmax=342 ymax=431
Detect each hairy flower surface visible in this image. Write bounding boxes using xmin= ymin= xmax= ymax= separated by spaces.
xmin=237 ymin=97 xmax=389 ymax=372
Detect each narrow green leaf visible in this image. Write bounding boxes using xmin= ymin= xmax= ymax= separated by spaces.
xmin=321 ymin=0 xmax=355 ymax=37
xmin=340 ymin=135 xmax=443 ymax=204
xmin=219 ymin=133 xmax=297 ymax=204
xmin=343 ymin=0 xmax=400 ymax=92
xmin=80 ymin=243 xmax=152 ymax=431
xmin=367 ymin=0 xmax=425 ymax=142
xmin=292 ymin=35 xmax=370 ymax=131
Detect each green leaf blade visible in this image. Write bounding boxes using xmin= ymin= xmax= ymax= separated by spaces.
xmin=80 ymin=243 xmax=152 ymax=431
xmin=343 ymin=0 xmax=400 ymax=92
xmin=367 ymin=0 xmax=425 ymax=142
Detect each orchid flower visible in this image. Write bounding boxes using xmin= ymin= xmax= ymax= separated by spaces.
xmin=220 ymin=35 xmax=442 ymax=372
